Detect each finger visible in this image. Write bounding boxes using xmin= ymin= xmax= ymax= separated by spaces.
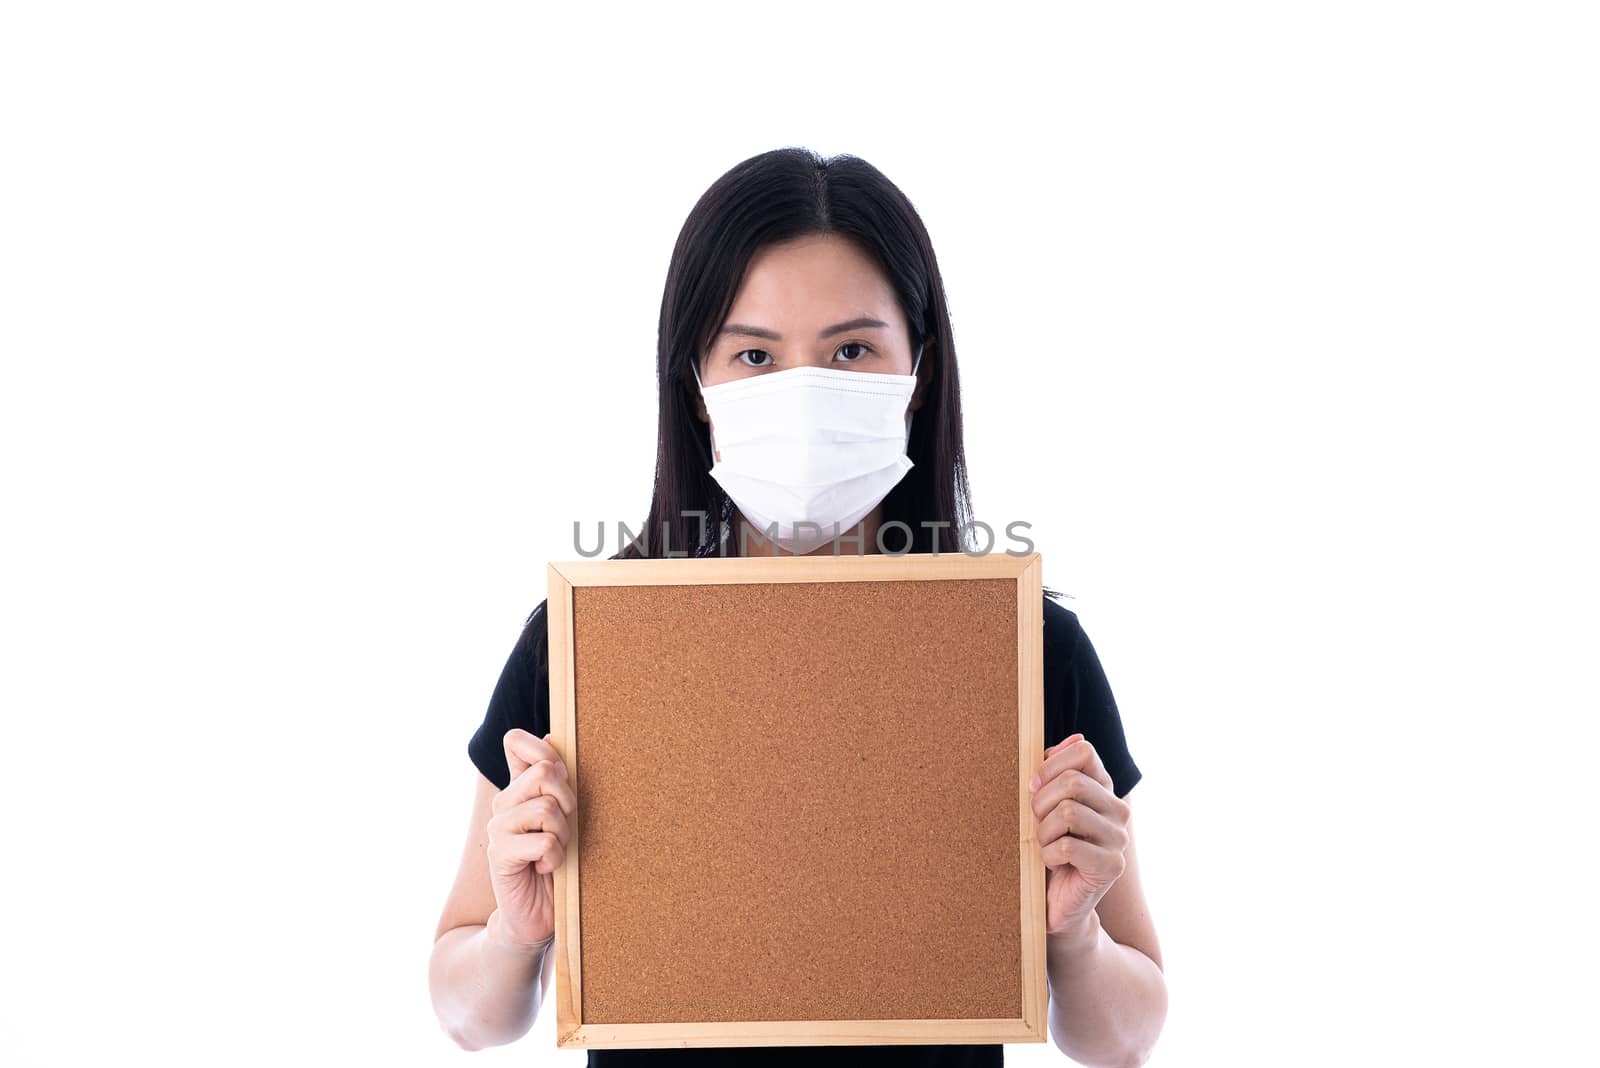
xmin=489 ymin=829 xmax=566 ymax=875
xmin=1041 ymin=833 xmax=1127 ymax=882
xmin=1030 ymin=734 xmax=1081 ymax=791
xmin=531 ymin=836 xmax=566 ymax=875
xmin=1036 ymin=737 xmax=1113 ymax=792
xmin=496 ymin=794 xmax=572 ymax=845
xmin=1049 ymin=738 xmax=1110 ymax=788
xmin=498 ymin=758 xmax=577 ymax=816
xmin=1037 ymin=797 xmax=1127 ymax=853
xmin=1031 ymin=766 xmax=1127 ymax=824
xmin=1046 ymin=733 xmax=1083 ymax=756
xmin=504 ymin=728 xmax=560 ymax=783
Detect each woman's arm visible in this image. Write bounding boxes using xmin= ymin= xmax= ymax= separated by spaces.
xmin=430 ymin=736 xmax=573 ymax=1050
xmin=429 ymin=771 xmax=547 ymax=1048
xmin=430 ymin=908 xmax=553 ymax=1050
xmin=1044 ymin=820 xmax=1167 ymax=1066
xmin=1033 ymin=735 xmax=1167 ymax=1065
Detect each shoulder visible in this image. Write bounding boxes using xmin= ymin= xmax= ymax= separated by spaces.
xmin=1042 ymin=593 xmax=1086 ymax=660
xmin=511 ymin=599 xmax=551 ymax=676
xmin=468 ymin=603 xmax=554 ymax=789
xmin=1040 ymin=592 xmax=1143 ymax=796
xmin=486 ymin=601 xmax=554 ymax=723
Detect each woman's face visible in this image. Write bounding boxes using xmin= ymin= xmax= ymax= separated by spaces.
xmin=695 ymin=233 xmax=930 ymax=403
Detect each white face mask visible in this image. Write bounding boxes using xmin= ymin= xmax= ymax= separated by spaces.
xmin=693 ymin=351 xmax=922 ymax=555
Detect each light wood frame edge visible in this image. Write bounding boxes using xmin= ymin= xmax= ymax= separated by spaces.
xmin=560 ymin=1017 xmax=1043 ymax=1048
xmin=550 ymin=550 xmax=1035 ymax=587
xmin=547 ymin=564 xmax=583 ymax=1043
xmin=1017 ymin=551 xmax=1048 ymax=1040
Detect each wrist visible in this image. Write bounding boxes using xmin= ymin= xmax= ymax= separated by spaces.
xmin=485 ymin=908 xmax=554 ymax=958
xmin=1047 ymin=909 xmax=1103 ymax=959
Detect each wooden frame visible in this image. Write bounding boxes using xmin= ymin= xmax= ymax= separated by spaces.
xmin=546 ymin=550 xmax=1046 ymax=1049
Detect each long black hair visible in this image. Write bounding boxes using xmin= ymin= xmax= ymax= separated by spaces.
xmin=517 ymin=146 xmax=979 ymax=671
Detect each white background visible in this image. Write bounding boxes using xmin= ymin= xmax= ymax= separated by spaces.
xmin=3 ymin=2 xmax=1596 ymax=1064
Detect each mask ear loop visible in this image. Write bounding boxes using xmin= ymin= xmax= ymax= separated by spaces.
xmin=690 ymin=357 xmax=728 ymax=477
xmin=690 ymin=358 xmax=741 ymax=555
xmin=904 ymin=341 xmax=925 ymax=446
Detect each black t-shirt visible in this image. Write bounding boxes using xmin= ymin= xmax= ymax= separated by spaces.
xmin=466 ymin=592 xmax=1141 ymax=1067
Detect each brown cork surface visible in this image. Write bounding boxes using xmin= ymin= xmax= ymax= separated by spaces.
xmin=570 ymin=577 xmax=1022 ymax=1024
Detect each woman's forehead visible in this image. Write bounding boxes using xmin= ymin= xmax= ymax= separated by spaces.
xmin=726 ymin=234 xmax=900 ymax=326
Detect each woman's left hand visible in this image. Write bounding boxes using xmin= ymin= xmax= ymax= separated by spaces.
xmin=1030 ymin=733 xmax=1132 ymax=938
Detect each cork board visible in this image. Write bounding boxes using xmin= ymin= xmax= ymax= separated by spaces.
xmin=545 ymin=551 xmax=1046 ymax=1050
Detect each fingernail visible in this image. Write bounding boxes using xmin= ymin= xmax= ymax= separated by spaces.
xmin=1029 ymin=773 xmax=1041 ymax=790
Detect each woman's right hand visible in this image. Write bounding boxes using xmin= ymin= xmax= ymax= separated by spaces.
xmin=485 ymin=728 xmax=577 ymax=950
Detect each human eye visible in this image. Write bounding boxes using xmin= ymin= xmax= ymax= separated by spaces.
xmin=735 ymin=349 xmax=774 ymax=368
xmin=834 ymin=342 xmax=872 ymax=363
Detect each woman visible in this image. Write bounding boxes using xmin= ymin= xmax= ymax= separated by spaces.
xmin=429 ymin=147 xmax=1168 ymax=1066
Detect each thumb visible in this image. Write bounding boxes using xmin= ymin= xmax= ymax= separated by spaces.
xmin=503 ymin=728 xmax=552 ymax=781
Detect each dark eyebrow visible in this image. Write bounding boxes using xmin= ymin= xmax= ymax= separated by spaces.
xmin=717 ymin=317 xmax=891 ymax=342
